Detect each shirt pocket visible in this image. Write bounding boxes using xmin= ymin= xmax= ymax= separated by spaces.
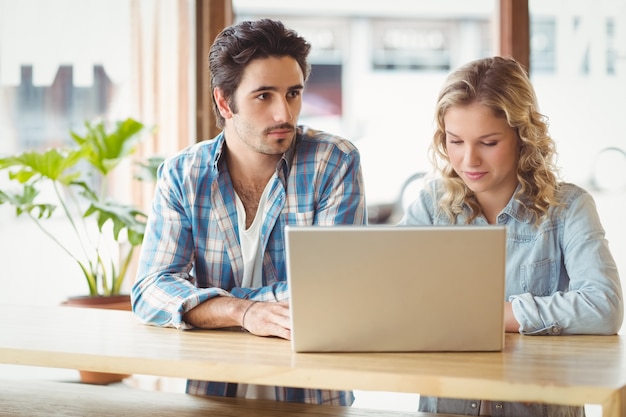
xmin=284 ymin=210 xmax=315 ymax=225
xmin=519 ymin=258 xmax=557 ymax=296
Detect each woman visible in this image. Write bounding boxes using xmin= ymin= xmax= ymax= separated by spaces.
xmin=399 ymin=56 xmax=623 ymax=416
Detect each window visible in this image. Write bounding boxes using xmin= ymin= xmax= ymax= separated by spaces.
xmin=0 ymin=0 xmax=196 ymax=304
xmin=371 ymin=20 xmax=454 ymax=71
xmin=0 ymin=0 xmax=195 ymax=159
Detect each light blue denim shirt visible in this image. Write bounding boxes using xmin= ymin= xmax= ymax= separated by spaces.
xmin=399 ymin=179 xmax=623 ymax=417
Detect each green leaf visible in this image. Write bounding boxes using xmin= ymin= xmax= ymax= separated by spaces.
xmin=0 ymin=148 xmax=85 ymax=185
xmin=83 ymin=198 xmax=147 ymax=244
xmin=0 ymin=185 xmax=56 ymax=219
xmin=71 ymin=118 xmax=144 ymax=176
xmin=134 ymin=155 xmax=164 ymax=182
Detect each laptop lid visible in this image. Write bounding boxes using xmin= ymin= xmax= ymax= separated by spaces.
xmin=285 ymin=225 xmax=506 ymax=352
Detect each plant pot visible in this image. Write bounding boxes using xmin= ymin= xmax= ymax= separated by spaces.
xmin=61 ymin=294 xmax=132 ymax=311
xmin=61 ymin=294 xmax=132 ymax=385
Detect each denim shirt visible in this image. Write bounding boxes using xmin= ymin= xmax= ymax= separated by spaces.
xmin=399 ymin=179 xmax=623 ymax=417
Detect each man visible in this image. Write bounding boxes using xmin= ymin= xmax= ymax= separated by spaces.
xmin=131 ymin=19 xmax=366 ymax=405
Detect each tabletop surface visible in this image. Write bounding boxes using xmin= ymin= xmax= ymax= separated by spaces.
xmin=2 ymin=303 xmax=625 ymax=409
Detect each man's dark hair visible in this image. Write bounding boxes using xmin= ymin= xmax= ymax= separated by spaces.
xmin=208 ymin=19 xmax=312 ymax=129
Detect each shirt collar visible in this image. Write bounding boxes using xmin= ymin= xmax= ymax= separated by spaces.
xmin=499 ymin=183 xmax=535 ymax=224
xmin=212 ymin=132 xmax=226 ymax=173
xmin=212 ymin=128 xmax=299 ymax=181
xmin=277 ymin=126 xmax=300 ymax=181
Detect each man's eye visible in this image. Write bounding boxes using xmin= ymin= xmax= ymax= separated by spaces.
xmin=257 ymin=93 xmax=268 ymax=100
xmin=288 ymin=90 xmax=301 ymax=98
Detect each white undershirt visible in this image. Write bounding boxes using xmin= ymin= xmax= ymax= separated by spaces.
xmin=233 ymin=176 xmax=276 ymax=400
xmin=235 ymin=187 xmax=268 ymax=290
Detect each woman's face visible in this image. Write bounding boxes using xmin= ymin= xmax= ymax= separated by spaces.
xmin=443 ymin=102 xmax=520 ymax=206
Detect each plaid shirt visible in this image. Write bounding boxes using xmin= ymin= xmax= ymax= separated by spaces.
xmin=132 ymin=126 xmax=366 ymax=405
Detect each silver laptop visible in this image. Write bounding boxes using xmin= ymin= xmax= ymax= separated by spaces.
xmin=285 ymin=225 xmax=506 ymax=352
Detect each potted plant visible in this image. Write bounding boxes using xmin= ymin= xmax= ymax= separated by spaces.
xmin=0 ymin=117 xmax=161 ymax=383
xmin=0 ymin=118 xmax=161 ymax=303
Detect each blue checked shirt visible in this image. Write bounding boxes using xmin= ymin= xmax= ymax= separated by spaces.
xmin=132 ymin=126 xmax=366 ymax=405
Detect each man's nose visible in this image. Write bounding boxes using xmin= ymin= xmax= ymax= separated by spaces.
xmin=273 ymin=98 xmax=293 ymax=122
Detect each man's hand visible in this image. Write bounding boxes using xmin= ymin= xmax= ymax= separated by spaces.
xmin=183 ymin=297 xmax=291 ymax=340
xmin=241 ymin=301 xmax=291 ymax=340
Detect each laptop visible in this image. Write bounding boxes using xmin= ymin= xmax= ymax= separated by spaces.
xmin=285 ymin=225 xmax=506 ymax=352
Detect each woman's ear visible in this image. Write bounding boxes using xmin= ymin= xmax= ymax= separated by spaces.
xmin=214 ymin=88 xmax=233 ymax=120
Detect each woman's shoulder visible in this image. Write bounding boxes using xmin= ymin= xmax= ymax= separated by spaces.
xmin=555 ymin=182 xmax=593 ymax=206
xmin=422 ymin=176 xmax=448 ymax=198
xmin=541 ymin=182 xmax=602 ymax=227
xmin=402 ymin=177 xmax=446 ymax=214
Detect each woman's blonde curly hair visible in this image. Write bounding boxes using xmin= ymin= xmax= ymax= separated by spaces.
xmin=430 ymin=56 xmax=560 ymax=225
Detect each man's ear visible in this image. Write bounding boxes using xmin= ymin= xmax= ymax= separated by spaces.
xmin=214 ymin=88 xmax=232 ymax=120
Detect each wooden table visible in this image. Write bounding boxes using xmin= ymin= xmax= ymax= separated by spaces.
xmin=1 ymin=304 xmax=625 ymax=417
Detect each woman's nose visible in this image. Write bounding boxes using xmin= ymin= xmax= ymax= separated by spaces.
xmin=464 ymin=146 xmax=481 ymax=166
